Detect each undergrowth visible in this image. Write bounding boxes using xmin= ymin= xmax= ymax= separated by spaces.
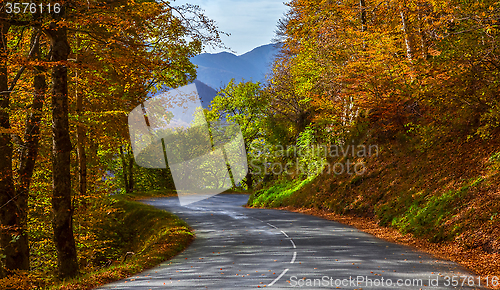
xmin=248 ymin=176 xmax=315 ymax=208
xmin=378 ymin=177 xmax=484 ymax=242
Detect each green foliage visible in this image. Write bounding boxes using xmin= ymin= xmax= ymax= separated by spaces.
xmin=248 ymin=176 xmax=314 ymax=208
xmin=476 ymin=103 xmax=500 ymax=139
xmin=486 ymin=151 xmax=500 ymax=172
xmin=132 ymin=167 xmax=176 ymax=192
xmin=404 ymin=122 xmax=444 ymax=152
xmin=207 ymin=79 xmax=267 ymax=149
xmin=103 ymin=197 xmax=192 ymax=257
xmin=295 ymin=126 xmax=327 ymax=177
xmin=206 ymin=79 xmax=269 ymax=188
xmin=488 ymin=151 xmax=500 ymax=163
xmin=104 ymin=147 xmax=175 ymax=194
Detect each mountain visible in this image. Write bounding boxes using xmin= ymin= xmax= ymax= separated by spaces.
xmin=145 ymin=44 xmax=279 ymax=108
xmin=190 ymin=43 xmax=280 ymax=90
xmin=192 ymin=79 xmax=218 ymax=109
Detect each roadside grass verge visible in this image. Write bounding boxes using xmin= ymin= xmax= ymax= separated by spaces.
xmin=51 ymin=194 xmax=193 ymax=290
xmin=0 ymin=192 xmax=194 ymax=290
xmin=122 ymin=189 xmax=178 ymax=200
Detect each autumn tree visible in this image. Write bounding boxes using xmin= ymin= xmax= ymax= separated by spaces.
xmin=0 ymin=0 xmax=227 ymax=280
xmin=45 ymin=3 xmax=79 ymax=278
xmin=267 ymin=0 xmax=499 ymax=155
xmin=0 ymin=17 xmax=20 ymax=278
xmin=0 ymin=10 xmax=46 ymax=277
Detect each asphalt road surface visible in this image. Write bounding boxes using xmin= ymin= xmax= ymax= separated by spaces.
xmin=97 ymin=194 xmax=485 ymax=289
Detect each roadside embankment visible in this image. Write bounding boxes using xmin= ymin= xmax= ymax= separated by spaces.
xmin=49 ymin=193 xmax=193 ymax=290
xmin=248 ymin=132 xmax=500 ymax=287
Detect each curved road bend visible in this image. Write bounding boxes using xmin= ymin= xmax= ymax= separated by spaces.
xmin=97 ymin=194 xmax=485 ymax=289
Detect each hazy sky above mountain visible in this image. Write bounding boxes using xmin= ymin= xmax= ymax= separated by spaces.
xmin=174 ymin=0 xmax=288 ymax=55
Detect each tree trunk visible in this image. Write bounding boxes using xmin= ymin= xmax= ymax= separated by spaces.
xmin=400 ymin=5 xmax=415 ymax=61
xmin=245 ymin=172 xmax=253 ymax=190
xmin=417 ymin=3 xmax=429 ymax=60
xmin=360 ymin=0 xmax=367 ymax=33
xmin=0 ymin=20 xmax=30 ymax=277
xmin=75 ymin=64 xmax=87 ymax=201
xmin=119 ymin=146 xmax=129 ymax=193
xmin=15 ymin=26 xmax=46 ymax=275
xmin=48 ymin=7 xmax=79 ymax=278
xmin=86 ymin=134 xmax=99 ymax=194
xmin=360 ymin=0 xmax=368 ymax=51
xmin=127 ymin=153 xmax=134 ymax=193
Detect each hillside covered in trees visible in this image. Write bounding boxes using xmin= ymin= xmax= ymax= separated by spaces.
xmin=242 ymin=0 xmax=500 ymax=280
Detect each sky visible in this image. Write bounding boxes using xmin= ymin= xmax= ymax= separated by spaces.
xmin=173 ymin=0 xmax=289 ymax=55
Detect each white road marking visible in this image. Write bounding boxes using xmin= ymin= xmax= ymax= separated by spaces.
xmin=260 ymin=220 xmax=298 ymax=285
xmin=268 ymin=268 xmax=289 ymax=287
xmin=267 ymin=222 xmax=278 ymax=229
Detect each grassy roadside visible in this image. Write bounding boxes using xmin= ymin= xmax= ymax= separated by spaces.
xmin=48 ymin=192 xmax=193 ymax=290
xmin=247 ymin=132 xmax=500 ymax=288
xmin=122 ymin=189 xmax=178 ymax=200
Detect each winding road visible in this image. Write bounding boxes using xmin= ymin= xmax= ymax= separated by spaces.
xmin=97 ymin=194 xmax=484 ymax=289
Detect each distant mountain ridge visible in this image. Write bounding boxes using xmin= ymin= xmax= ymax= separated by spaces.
xmin=190 ymin=43 xmax=280 ymax=90
xmin=192 ymin=79 xmax=217 ymax=109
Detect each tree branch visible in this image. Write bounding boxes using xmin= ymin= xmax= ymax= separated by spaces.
xmin=8 ymin=31 xmax=41 ymax=92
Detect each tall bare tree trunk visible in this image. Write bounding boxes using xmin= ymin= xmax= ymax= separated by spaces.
xmin=15 ymin=25 xmax=46 ymax=276
xmin=75 ymin=64 xmax=87 ymax=200
xmin=47 ymin=7 xmax=79 ymax=278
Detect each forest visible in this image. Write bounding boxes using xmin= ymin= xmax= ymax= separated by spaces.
xmin=0 ymin=0 xmax=499 ymax=288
